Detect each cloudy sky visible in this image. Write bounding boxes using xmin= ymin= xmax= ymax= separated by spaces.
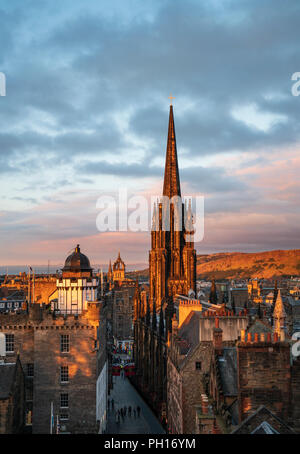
xmin=0 ymin=0 xmax=300 ymax=267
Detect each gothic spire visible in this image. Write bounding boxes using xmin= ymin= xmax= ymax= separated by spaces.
xmin=273 ymin=289 xmax=286 ymax=320
xmin=273 ymin=289 xmax=286 ymax=336
xmin=163 ymin=105 xmax=181 ymax=199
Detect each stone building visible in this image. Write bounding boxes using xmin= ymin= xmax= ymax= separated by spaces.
xmin=167 ymin=311 xmax=248 ymax=434
xmin=148 ymin=104 xmax=197 ymax=311
xmin=0 ymin=355 xmax=25 ymax=434
xmin=0 ymin=247 xmax=107 ymax=434
xmin=133 ymin=284 xmax=167 ymax=424
xmin=112 ymin=286 xmax=135 ymax=341
xmin=0 ymin=302 xmax=105 ymax=434
xmin=112 ymin=252 xmax=125 ymax=282
xmin=133 ymin=103 xmax=197 ymax=425
xmin=56 ymin=245 xmax=99 ymax=314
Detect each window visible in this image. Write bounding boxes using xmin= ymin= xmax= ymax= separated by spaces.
xmin=60 ymin=366 xmax=69 ymax=383
xmin=26 ymin=387 xmax=33 ymax=401
xmin=60 ymin=413 xmax=69 ymax=421
xmin=5 ymin=334 xmax=14 ymax=352
xmin=195 ymin=361 xmax=202 ymax=371
xmin=60 ymin=335 xmax=70 ymax=353
xmin=27 ymin=363 xmax=34 ymax=377
xmin=60 ymin=393 xmax=69 ymax=408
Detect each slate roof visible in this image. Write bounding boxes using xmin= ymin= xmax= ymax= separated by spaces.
xmin=218 ymin=348 xmax=237 ymax=397
xmin=231 ymin=405 xmax=295 ymax=434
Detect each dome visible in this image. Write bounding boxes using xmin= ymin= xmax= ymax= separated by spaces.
xmin=62 ymin=244 xmax=92 ymax=272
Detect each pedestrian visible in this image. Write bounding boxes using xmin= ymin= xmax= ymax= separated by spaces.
xmin=137 ymin=405 xmax=141 ymax=417
xmin=133 ymin=408 xmax=136 ymax=418
xmin=108 ymin=399 xmax=110 ymax=410
xmin=124 ymin=406 xmax=127 ymax=416
xmin=112 ymin=398 xmax=114 ymax=410
xmin=128 ymin=405 xmax=132 ymax=416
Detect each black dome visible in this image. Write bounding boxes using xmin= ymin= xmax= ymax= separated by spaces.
xmin=62 ymin=245 xmax=92 ymax=272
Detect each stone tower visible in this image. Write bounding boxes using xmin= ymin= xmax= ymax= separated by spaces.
xmin=149 ymin=104 xmax=197 ymax=311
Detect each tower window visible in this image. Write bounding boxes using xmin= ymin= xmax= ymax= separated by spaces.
xmin=60 ymin=393 xmax=69 ymax=408
xmin=60 ymin=366 xmax=69 ymax=383
xmin=27 ymin=363 xmax=34 ymax=377
xmin=60 ymin=335 xmax=70 ymax=353
xmin=5 ymin=334 xmax=14 ymax=352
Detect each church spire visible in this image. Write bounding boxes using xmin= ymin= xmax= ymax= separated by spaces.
xmin=163 ymin=105 xmax=181 ymax=199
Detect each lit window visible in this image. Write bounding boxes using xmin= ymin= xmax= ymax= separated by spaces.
xmin=60 ymin=393 xmax=69 ymax=408
xmin=60 ymin=335 xmax=70 ymax=353
xmin=5 ymin=334 xmax=14 ymax=352
xmin=60 ymin=366 xmax=69 ymax=383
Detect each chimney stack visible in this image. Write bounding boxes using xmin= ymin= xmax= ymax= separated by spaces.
xmin=241 ymin=329 xmax=245 ymax=343
xmin=213 ymin=317 xmax=223 ymax=355
xmin=201 ymin=394 xmax=209 ymax=414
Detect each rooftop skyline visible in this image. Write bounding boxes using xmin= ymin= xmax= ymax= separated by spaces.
xmin=1 ymin=0 xmax=300 ymax=265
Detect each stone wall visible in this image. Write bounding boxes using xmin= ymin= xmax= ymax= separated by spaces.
xmin=181 ymin=342 xmax=213 ymax=434
xmin=237 ymin=340 xmax=291 ymax=423
xmin=0 ymin=303 xmax=102 ymax=434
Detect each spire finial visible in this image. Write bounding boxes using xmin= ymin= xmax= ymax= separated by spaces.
xmin=168 ymin=94 xmax=175 ymax=106
xmin=163 ymin=101 xmax=181 ymax=198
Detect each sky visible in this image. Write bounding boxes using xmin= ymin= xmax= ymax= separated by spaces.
xmin=0 ymin=0 xmax=300 ymax=266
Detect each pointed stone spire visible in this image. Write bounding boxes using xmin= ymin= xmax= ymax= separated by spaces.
xmin=185 ymin=198 xmax=193 ymax=232
xmin=108 ymin=260 xmax=112 ymax=273
xmin=272 ymin=279 xmax=278 ymax=313
xmin=274 ymin=289 xmax=286 ymax=319
xmin=152 ymin=202 xmax=157 ymax=231
xmin=273 ymin=289 xmax=286 ymax=336
xmin=163 ymin=105 xmax=181 ymax=199
xmin=274 ymin=289 xmax=286 ymax=318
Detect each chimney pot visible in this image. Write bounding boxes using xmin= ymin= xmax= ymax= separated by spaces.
xmin=241 ymin=329 xmax=245 ymax=343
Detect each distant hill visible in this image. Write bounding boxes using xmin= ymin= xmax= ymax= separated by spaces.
xmin=197 ymin=249 xmax=300 ymax=279
xmin=129 ymin=249 xmax=300 ymax=280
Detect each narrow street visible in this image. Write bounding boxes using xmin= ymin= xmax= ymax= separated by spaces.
xmin=107 ymin=375 xmax=165 ymax=434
